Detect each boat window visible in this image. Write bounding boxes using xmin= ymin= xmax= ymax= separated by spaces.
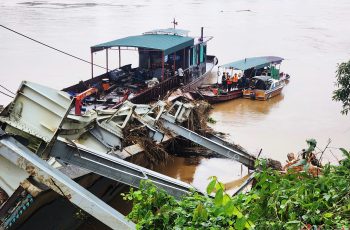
xmin=255 ymin=79 xmax=267 ymax=90
xmin=190 ymin=48 xmax=194 ymax=66
xmin=200 ymin=45 xmax=204 ymax=63
xmin=192 ymin=47 xmax=197 ymax=65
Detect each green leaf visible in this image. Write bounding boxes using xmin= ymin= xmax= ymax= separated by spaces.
xmin=286 ymin=220 xmax=301 ymax=225
xmin=323 ymin=194 xmax=331 ymax=201
xmin=207 ymin=179 xmax=216 ymax=194
xmin=234 ymin=217 xmax=246 ymax=230
xmin=232 ymin=206 xmax=243 ymax=218
xmin=214 ymin=188 xmax=224 ymax=206
xmin=251 ymin=193 xmax=259 ymax=200
xmin=223 ymin=200 xmax=235 ymax=216
xmin=339 ymin=148 xmax=350 ymax=158
xmin=215 ymin=181 xmax=225 ymax=191
xmin=223 ymin=194 xmax=231 ymax=206
xmin=323 ymin=212 xmax=333 ymax=218
xmin=193 ymin=203 xmax=201 ymax=221
xmin=245 ymin=220 xmax=255 ymax=229
xmin=201 ymin=206 xmax=208 ymax=220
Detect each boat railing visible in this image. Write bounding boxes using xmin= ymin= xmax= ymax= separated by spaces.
xmin=130 ymin=68 xmax=192 ymax=104
xmin=63 ymin=72 xmax=108 ymax=93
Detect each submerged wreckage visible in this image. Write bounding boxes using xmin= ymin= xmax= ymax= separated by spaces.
xmin=0 ymin=81 xmax=256 ymax=229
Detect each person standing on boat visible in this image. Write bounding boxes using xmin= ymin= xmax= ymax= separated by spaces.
xmin=227 ymin=72 xmax=233 ymax=91
xmin=177 ymin=67 xmax=184 ymax=83
xmin=222 ymin=72 xmax=227 ymax=91
xmin=233 ymin=73 xmax=239 ymax=89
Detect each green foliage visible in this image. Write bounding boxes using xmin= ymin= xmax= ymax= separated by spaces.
xmin=333 ymin=60 xmax=350 ymax=115
xmin=123 ymin=178 xmax=252 ymax=230
xmin=123 ymin=148 xmax=350 ymax=229
xmin=207 ymin=117 xmax=217 ymax=124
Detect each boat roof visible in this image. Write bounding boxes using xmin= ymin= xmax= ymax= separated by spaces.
xmin=144 ymin=28 xmax=190 ymax=36
xmin=220 ymin=56 xmax=284 ymax=71
xmin=91 ymin=30 xmax=194 ymax=55
xmin=252 ymin=76 xmax=276 ymax=82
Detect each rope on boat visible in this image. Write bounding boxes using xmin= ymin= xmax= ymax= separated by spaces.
xmin=0 ymin=24 xmax=108 ymax=70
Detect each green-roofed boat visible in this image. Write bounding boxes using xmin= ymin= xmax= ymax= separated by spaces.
xmin=240 ymin=56 xmax=288 ymax=100
xmin=63 ymin=27 xmax=218 ymax=107
xmin=191 ymin=56 xmax=289 ymax=103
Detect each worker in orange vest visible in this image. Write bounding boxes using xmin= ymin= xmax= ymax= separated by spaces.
xmin=227 ymin=73 xmax=233 ymax=91
xmin=232 ymin=73 xmax=239 ymax=89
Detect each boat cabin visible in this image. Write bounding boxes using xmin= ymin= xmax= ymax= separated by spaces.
xmin=250 ymin=76 xmax=278 ymax=90
xmin=90 ymin=28 xmax=212 ymax=81
xmin=243 ymin=75 xmax=286 ymax=100
xmin=219 ymin=56 xmax=284 ymax=85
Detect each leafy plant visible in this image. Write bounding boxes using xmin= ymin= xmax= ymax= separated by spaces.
xmin=123 ymin=148 xmax=350 ymax=229
xmin=207 ymin=117 xmax=217 ymax=124
xmin=122 ymin=178 xmax=252 ymax=230
xmin=333 ymin=60 xmax=350 ymax=115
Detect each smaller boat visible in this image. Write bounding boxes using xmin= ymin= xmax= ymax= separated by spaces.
xmin=222 ymin=56 xmax=287 ymax=101
xmin=191 ymin=56 xmax=288 ymax=103
xmin=193 ymin=85 xmax=243 ymax=104
xmin=243 ymin=76 xmax=286 ymax=100
xmin=190 ymin=60 xmax=248 ymax=104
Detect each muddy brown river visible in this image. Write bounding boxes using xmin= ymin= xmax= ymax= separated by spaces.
xmin=0 ymin=0 xmax=350 ymax=201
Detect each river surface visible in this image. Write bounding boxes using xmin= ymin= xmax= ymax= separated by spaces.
xmin=1 ymin=0 xmax=350 ymax=195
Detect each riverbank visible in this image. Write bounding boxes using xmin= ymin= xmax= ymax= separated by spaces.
xmin=125 ymin=148 xmax=350 ymax=229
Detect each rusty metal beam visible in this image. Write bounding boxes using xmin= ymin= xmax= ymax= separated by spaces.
xmin=0 ymin=129 xmax=135 ymax=230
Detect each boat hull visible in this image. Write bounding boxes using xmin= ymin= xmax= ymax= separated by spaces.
xmin=193 ymin=89 xmax=243 ymax=104
xmin=243 ymin=85 xmax=284 ymax=101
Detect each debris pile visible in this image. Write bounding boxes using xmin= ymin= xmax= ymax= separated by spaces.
xmin=122 ymin=123 xmax=168 ymax=169
xmin=188 ymin=100 xmax=212 ymax=133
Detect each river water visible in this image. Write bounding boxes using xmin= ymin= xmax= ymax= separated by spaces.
xmin=1 ymin=0 xmax=350 ymax=193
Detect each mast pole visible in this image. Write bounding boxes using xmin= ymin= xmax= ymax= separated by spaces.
xmin=173 ymin=52 xmax=176 ymax=74
xmin=106 ymin=49 xmax=109 ymax=73
xmin=91 ymin=50 xmax=94 ymax=79
xmin=118 ymin=46 xmax=121 ymax=68
xmin=161 ymin=51 xmax=165 ymax=81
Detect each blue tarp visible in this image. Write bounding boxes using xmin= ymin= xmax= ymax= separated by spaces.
xmin=220 ymin=56 xmax=284 ymax=70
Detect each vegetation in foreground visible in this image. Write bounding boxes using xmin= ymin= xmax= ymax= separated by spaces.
xmin=122 ymin=148 xmax=350 ymax=230
xmin=333 ymin=59 xmax=350 ymax=115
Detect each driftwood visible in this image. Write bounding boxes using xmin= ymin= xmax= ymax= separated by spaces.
xmin=122 ymin=122 xmax=168 ymax=169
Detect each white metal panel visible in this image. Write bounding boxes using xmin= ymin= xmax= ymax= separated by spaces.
xmin=0 ymin=156 xmax=28 ymax=196
xmin=3 ymin=81 xmax=72 ymax=142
